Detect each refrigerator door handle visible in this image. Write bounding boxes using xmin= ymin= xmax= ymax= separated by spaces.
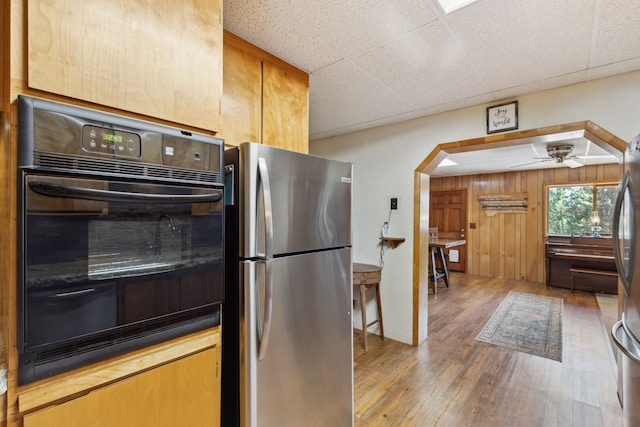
xmin=257 ymin=261 xmax=274 ymax=361
xmin=612 ymin=320 xmax=640 ymax=364
xmin=613 ymin=172 xmax=632 ymax=293
xmin=257 ymin=157 xmax=274 ymax=260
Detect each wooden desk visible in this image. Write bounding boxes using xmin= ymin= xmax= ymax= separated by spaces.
xmin=428 ymin=239 xmax=466 ymax=295
xmin=353 ymin=263 xmax=383 ymax=351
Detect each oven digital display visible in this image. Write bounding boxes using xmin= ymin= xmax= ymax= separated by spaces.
xmin=82 ymin=125 xmax=141 ymax=158
xmin=102 ymin=133 xmax=123 ymax=143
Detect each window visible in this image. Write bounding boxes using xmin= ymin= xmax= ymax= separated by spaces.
xmin=547 ymin=183 xmax=618 ymax=236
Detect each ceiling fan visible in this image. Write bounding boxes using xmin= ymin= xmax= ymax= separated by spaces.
xmin=511 ymin=144 xmax=584 ymax=169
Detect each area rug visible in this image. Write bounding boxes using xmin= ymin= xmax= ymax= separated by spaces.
xmin=476 ymin=291 xmax=563 ymax=362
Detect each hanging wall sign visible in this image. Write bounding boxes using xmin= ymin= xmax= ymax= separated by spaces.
xmin=487 ymin=101 xmax=518 ymax=134
xmin=479 ymin=192 xmax=528 ymax=216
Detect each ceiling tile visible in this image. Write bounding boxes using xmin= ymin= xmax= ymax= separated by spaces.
xmin=445 ymin=0 xmax=595 ymax=90
xmin=588 ymin=57 xmax=640 ymax=80
xmin=492 ymin=71 xmax=589 ymax=101
xmin=351 ymin=21 xmax=489 ymax=106
xmin=309 ymin=59 xmax=413 ymax=135
xmin=591 ymin=0 xmax=640 ymax=67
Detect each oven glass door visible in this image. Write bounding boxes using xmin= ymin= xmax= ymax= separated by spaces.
xmin=20 ymin=173 xmax=224 ymax=358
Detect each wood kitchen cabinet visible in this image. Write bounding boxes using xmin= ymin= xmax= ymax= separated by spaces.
xmin=1 ymin=2 xmax=5 ymax=112
xmin=20 ymin=331 xmax=221 ymax=427
xmin=26 ymin=0 xmax=223 ymax=132
xmin=222 ymin=31 xmax=309 ymax=153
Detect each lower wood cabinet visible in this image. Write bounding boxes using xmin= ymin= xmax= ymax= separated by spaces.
xmin=22 ymin=347 xmax=220 ymax=426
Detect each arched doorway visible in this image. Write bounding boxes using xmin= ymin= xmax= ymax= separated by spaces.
xmin=411 ymin=121 xmax=627 ymax=345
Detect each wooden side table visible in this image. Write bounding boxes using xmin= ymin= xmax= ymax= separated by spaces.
xmin=353 ymin=263 xmax=384 ymax=351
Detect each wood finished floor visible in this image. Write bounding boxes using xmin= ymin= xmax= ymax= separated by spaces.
xmin=353 ymin=273 xmax=622 ymax=427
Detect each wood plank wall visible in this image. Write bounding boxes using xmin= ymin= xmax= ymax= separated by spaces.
xmin=430 ymin=163 xmax=620 ymax=283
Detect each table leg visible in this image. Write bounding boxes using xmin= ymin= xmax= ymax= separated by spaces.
xmin=359 ymin=284 xmax=368 ymax=351
xmin=374 ymin=284 xmax=384 ymax=340
xmin=430 ymin=247 xmax=438 ymax=295
xmin=439 ymin=247 xmax=450 ymax=287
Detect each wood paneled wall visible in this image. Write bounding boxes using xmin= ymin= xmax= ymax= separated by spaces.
xmin=430 ymin=164 xmax=620 ymax=283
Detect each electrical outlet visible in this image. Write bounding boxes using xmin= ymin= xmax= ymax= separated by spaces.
xmin=390 ymin=197 xmax=398 ymax=210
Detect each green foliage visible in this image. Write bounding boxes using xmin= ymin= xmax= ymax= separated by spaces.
xmin=595 ymin=185 xmax=617 ymax=234
xmin=547 ymin=184 xmax=617 ymax=235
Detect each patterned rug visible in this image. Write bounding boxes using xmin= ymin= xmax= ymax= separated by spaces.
xmin=476 ymin=291 xmax=563 ymax=362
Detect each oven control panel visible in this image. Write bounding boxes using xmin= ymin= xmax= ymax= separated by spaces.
xmin=18 ymin=95 xmax=225 ymax=184
xmin=82 ymin=125 xmax=141 ymax=158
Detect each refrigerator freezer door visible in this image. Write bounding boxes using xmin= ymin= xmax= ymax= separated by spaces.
xmin=612 ymin=320 xmax=640 ymax=426
xmin=622 ymin=136 xmax=640 ymax=343
xmin=238 ymin=142 xmax=352 ymax=258
xmin=241 ymin=248 xmax=353 ymax=427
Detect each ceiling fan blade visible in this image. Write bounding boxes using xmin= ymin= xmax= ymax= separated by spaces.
xmin=564 ymin=159 xmax=584 ymax=168
xmin=510 ymin=158 xmax=553 ymax=168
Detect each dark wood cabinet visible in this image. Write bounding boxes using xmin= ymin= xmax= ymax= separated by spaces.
xmin=545 ymin=236 xmax=618 ymax=294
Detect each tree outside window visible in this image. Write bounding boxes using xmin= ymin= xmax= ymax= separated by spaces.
xmin=547 ymin=183 xmax=618 ymax=236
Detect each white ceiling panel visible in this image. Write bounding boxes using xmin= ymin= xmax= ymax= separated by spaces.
xmin=309 ymin=59 xmax=413 ymax=134
xmin=223 ymin=0 xmax=640 ymax=148
xmin=300 ymin=0 xmax=441 ymax=58
xmin=588 ymin=57 xmax=640 ymax=80
xmin=445 ymin=0 xmax=594 ymax=90
xmin=591 ymin=0 xmax=640 ymax=67
xmin=351 ymin=21 xmax=488 ymax=107
xmin=492 ymin=71 xmax=590 ymax=101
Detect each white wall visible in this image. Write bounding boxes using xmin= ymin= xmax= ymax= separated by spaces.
xmin=310 ymin=71 xmax=640 ymax=345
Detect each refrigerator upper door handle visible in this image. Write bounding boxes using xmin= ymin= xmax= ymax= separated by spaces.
xmin=612 ymin=320 xmax=640 ymax=364
xmin=257 ymin=157 xmax=274 ymax=260
xmin=258 ymin=261 xmax=274 ymax=361
xmin=613 ymin=172 xmax=632 ymax=293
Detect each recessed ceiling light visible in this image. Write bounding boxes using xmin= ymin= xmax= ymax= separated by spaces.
xmin=435 ymin=0 xmax=480 ymax=14
xmin=438 ymin=158 xmax=458 ymax=167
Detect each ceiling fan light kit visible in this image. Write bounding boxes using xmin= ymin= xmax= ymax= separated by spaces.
xmin=546 ymin=144 xmax=575 ymax=161
xmin=546 ymin=144 xmax=584 ymax=168
xmin=510 ymin=143 xmax=585 ymax=169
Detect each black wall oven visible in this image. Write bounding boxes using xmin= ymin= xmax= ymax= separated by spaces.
xmin=17 ymin=96 xmax=225 ymax=384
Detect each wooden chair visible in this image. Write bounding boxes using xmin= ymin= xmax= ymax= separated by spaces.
xmin=353 ymin=263 xmax=384 ymax=351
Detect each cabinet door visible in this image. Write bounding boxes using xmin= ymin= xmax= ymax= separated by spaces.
xmin=27 ymin=0 xmax=222 ymax=131
xmin=222 ymin=39 xmax=262 ymax=147
xmin=23 ymin=347 xmax=221 ymax=426
xmin=1 ymin=2 xmax=5 ymax=110
xmin=262 ymin=62 xmax=309 ymax=154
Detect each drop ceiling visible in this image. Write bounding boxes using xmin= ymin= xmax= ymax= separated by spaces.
xmin=224 ymin=0 xmax=640 ymax=137
xmin=223 ymin=0 xmax=640 ymax=172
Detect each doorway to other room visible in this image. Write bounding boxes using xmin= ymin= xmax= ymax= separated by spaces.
xmin=429 ymin=189 xmax=467 ymax=272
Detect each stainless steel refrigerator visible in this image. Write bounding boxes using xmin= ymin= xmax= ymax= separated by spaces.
xmin=612 ymin=133 xmax=640 ymax=426
xmin=222 ymin=142 xmax=354 ymax=427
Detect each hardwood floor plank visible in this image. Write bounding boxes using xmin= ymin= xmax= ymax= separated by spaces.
xmin=354 ymin=273 xmax=623 ymax=426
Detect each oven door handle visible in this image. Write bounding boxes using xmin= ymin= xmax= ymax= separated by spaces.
xmin=28 ymin=182 xmax=222 ymax=204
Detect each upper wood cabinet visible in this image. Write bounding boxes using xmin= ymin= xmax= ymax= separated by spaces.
xmin=222 ymin=36 xmax=262 ymax=148
xmin=1 ymin=1 xmax=6 ymax=111
xmin=222 ymin=31 xmax=309 ymax=153
xmin=26 ymin=0 xmax=223 ymax=132
xmin=262 ymin=62 xmax=309 ymax=153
